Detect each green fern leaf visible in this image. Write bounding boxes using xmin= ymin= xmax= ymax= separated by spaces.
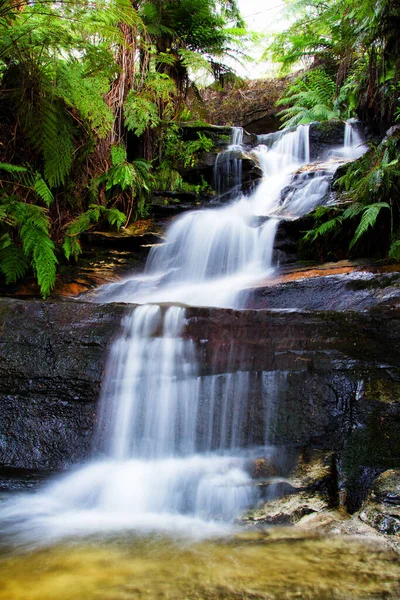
xmin=304 ymin=217 xmax=342 ymax=241
xmin=111 ymin=145 xmax=127 ymax=166
xmin=342 ymin=203 xmax=364 ymax=219
xmin=0 ymin=235 xmax=30 ymax=284
xmin=0 ymin=163 xmax=28 ymax=175
xmin=349 ymin=203 xmax=390 ymax=249
xmin=33 ymin=173 xmax=54 ymax=207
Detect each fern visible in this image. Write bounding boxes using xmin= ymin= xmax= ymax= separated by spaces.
xmin=0 ymin=233 xmax=29 ymax=284
xmin=0 ymin=162 xmax=54 ymax=206
xmin=304 ymin=216 xmax=342 ymax=242
xmin=277 ymin=69 xmax=339 ymax=128
xmin=33 ymin=173 xmax=54 ymax=207
xmin=63 ymin=204 xmax=126 ymax=260
xmin=111 ymin=145 xmax=127 ymax=166
xmin=124 ymin=92 xmax=160 ymax=137
xmin=56 ymin=62 xmax=114 ymax=139
xmin=0 ymin=198 xmax=57 ymax=297
xmin=349 ymin=202 xmax=390 ymax=249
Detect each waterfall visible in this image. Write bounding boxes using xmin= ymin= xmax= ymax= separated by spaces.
xmin=0 ymin=123 xmax=353 ymax=546
xmin=342 ymin=118 xmax=368 ymax=158
xmin=99 ymin=124 xmax=312 ymax=307
xmin=213 ymin=126 xmax=244 ymax=197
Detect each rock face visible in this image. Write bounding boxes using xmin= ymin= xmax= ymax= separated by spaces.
xmin=309 ymin=121 xmax=346 ymax=161
xmin=359 ymin=470 xmax=400 ymax=535
xmin=0 ymin=290 xmax=399 ymax=516
xmin=0 ymin=300 xmax=125 ymax=470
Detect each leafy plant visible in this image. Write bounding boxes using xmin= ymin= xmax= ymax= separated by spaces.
xmin=304 ymin=131 xmax=400 ymax=257
xmin=0 ymin=197 xmax=57 ymax=298
xmin=62 ymin=204 xmax=126 ymax=261
xmin=277 ymin=69 xmax=339 ymax=128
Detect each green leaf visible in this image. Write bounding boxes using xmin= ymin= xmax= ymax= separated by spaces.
xmin=349 ymin=203 xmax=390 ymax=249
xmin=34 ymin=173 xmax=54 ymax=207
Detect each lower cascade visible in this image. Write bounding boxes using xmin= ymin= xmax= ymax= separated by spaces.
xmin=0 ymin=122 xmax=367 ymax=545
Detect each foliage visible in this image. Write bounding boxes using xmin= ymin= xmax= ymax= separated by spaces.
xmin=277 ymin=69 xmax=339 ymax=127
xmin=63 ymin=204 xmax=126 ymax=261
xmin=0 ymin=196 xmax=57 ymax=298
xmin=162 ymin=126 xmax=214 ymax=169
xmin=304 ymin=132 xmax=400 ymax=257
xmin=0 ymin=0 xmax=247 ymax=294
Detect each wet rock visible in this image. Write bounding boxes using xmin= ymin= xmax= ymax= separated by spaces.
xmin=86 ymin=220 xmax=163 ymax=249
xmin=0 ymin=299 xmax=126 ymax=469
xmin=359 ymin=470 xmax=400 ymax=535
xmin=243 ymin=491 xmax=331 ymax=526
xmin=242 ymin=450 xmax=338 ymax=525
xmin=309 ymin=121 xmax=346 ymax=161
xmin=1 ymin=298 xmax=400 ymax=476
xmin=249 ymin=458 xmax=278 ymax=479
xmin=245 ymin=264 xmax=400 ymax=311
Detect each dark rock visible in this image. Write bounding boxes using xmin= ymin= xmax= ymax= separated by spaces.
xmin=244 ymin=114 xmax=282 ymax=136
xmin=359 ymin=470 xmax=400 ymax=535
xmin=0 ymin=298 xmax=399 ymax=493
xmin=309 ymin=121 xmax=346 ymax=162
xmin=245 ymin=265 xmax=400 ymax=311
xmin=0 ymin=299 xmax=126 ymax=469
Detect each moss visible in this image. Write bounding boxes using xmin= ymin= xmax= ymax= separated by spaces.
xmin=364 ymin=378 xmax=400 ymax=404
xmin=342 ymin=408 xmax=400 ymax=510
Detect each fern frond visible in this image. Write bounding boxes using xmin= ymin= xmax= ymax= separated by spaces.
xmin=0 ymin=236 xmax=29 ymax=284
xmin=6 ymin=200 xmax=58 ymax=297
xmin=0 ymin=163 xmax=28 ymax=175
xmin=28 ymin=93 xmax=74 ymax=188
xmin=304 ymin=216 xmax=342 ymax=241
xmin=349 ymin=202 xmax=390 ymax=248
xmin=62 ymin=204 xmax=126 ymax=261
xmin=103 ymin=207 xmax=126 ymax=229
xmin=111 ymin=145 xmax=127 ymax=166
xmin=342 ymin=202 xmax=364 ymax=219
xmin=124 ymin=92 xmax=160 ymax=137
xmin=33 ymin=173 xmax=54 ymax=207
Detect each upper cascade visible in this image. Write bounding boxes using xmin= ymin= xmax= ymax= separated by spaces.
xmin=98 ymin=123 xmax=328 ymax=308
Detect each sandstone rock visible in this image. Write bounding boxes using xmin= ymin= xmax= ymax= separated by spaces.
xmin=359 ymin=470 xmax=400 ymax=535
xmin=243 ymin=491 xmax=331 ymax=526
xmin=242 ymin=450 xmax=338 ymax=526
xmin=249 ymin=458 xmax=278 ymax=479
xmin=0 ymin=298 xmax=399 ymax=481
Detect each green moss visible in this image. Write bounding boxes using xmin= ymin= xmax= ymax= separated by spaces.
xmin=364 ymin=378 xmax=400 ymax=404
xmin=342 ymin=408 xmax=400 ymax=510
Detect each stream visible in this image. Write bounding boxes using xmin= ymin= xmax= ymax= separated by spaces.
xmin=0 ymin=122 xmax=399 ymax=600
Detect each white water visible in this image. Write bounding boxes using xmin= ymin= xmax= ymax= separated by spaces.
xmin=99 ymin=124 xmax=313 ymax=307
xmin=0 ymin=123 xmax=363 ymax=546
xmin=341 ymin=118 xmax=368 ymax=159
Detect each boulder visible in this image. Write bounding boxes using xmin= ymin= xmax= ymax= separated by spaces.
xmin=359 ymin=470 xmax=400 ymax=535
xmin=309 ymin=121 xmax=346 ymax=161
xmin=242 ymin=450 xmax=338 ymax=526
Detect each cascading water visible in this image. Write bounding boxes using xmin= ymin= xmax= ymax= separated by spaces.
xmin=343 ymin=118 xmax=368 ymax=158
xmin=214 ymin=126 xmax=244 ymax=197
xmin=0 ymin=123 xmax=362 ymax=546
xmin=99 ymin=124 xmax=313 ymax=307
